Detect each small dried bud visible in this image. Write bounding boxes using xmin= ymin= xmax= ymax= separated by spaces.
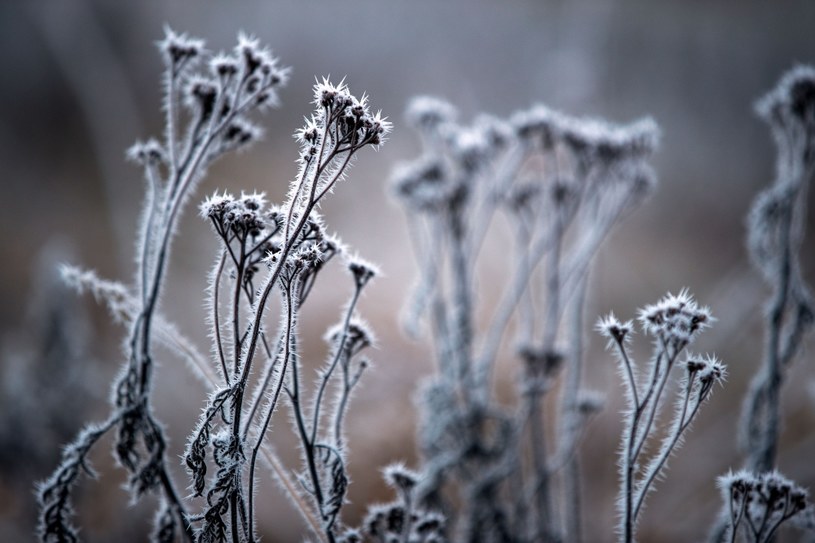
xmin=240 ymin=191 xmax=266 ymax=211
xmin=685 ymin=357 xmax=707 ymax=374
xmin=199 ymin=191 xmax=234 ymax=219
xmin=126 ymin=139 xmax=166 ymax=165
xmin=185 ymin=76 xmax=218 ymax=119
xmin=637 ymin=289 xmax=713 ymax=346
xmin=383 ymin=463 xmax=421 ymax=494
xmin=518 ymin=344 xmax=563 ymax=382
xmin=390 ymin=157 xmax=454 ymax=211
xmin=576 ymin=390 xmax=605 ymax=416
xmin=222 ymin=118 xmax=262 ymax=151
xmin=210 ymin=53 xmax=239 ymax=80
xmin=158 ymin=27 xmax=204 ymax=69
xmin=405 ymin=96 xmax=457 ymax=131
xmin=414 ymin=512 xmax=445 ymax=536
xmin=756 ymin=65 xmax=815 ymax=126
xmin=315 ymin=78 xmax=350 ymax=109
xmin=449 ymin=125 xmax=490 ymax=173
xmin=347 ymin=256 xmax=378 ymax=289
xmin=295 ymin=117 xmax=320 ymax=145
xmin=511 ymin=104 xmax=561 ymax=148
xmin=325 ymin=318 xmax=375 ymax=354
xmin=474 ymin=114 xmax=515 ymax=151
xmin=596 ymin=313 xmax=633 ymax=345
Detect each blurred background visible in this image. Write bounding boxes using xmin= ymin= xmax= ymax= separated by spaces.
xmin=1 ymin=1 xmax=814 ymax=541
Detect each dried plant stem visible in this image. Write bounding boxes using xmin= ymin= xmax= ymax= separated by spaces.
xmin=527 ymin=390 xmax=553 ymax=541
xmin=311 ymin=286 xmax=362 ymax=446
xmin=743 ymin=199 xmax=794 ymax=473
xmin=447 ymin=205 xmax=475 ymax=404
xmin=558 ymin=275 xmax=588 ymax=543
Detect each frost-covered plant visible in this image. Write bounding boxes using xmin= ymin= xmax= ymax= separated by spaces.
xmin=717 ymin=470 xmax=810 ymax=543
xmin=709 ymin=65 xmax=815 ymax=543
xmin=353 ymin=463 xmax=447 ymax=543
xmin=188 ymin=77 xmax=388 ymax=542
xmin=598 ymin=291 xmax=725 ymax=543
xmin=0 ymin=244 xmax=98 ymax=541
xmin=37 ymin=28 xmax=389 ymax=543
xmin=740 ymin=65 xmax=815 ymax=474
xmin=392 ymin=97 xmax=658 ymax=542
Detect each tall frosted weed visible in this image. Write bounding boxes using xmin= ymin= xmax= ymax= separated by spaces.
xmin=37 ymin=29 xmax=392 ymax=543
xmin=707 ymin=66 xmax=815 ymax=543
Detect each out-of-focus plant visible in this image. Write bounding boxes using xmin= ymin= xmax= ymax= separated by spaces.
xmin=36 ymin=28 xmax=390 ymax=543
xmin=0 ymin=243 xmax=99 ymax=541
xmin=391 ymin=96 xmax=660 ymax=542
xmin=740 ymin=66 xmax=815 ymax=474
xmin=708 ymin=65 xmax=815 ymax=543
xmin=718 ymin=470 xmax=809 ymax=543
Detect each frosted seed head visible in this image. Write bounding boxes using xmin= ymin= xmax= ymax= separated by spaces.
xmin=366 ymin=110 xmax=392 ymax=146
xmin=576 ymin=389 xmax=606 ymax=416
xmin=560 ymin=116 xmax=608 ymax=157
xmin=347 ymin=255 xmax=379 ymax=289
xmin=199 ymin=191 xmax=234 ymax=219
xmin=405 ymin=95 xmax=457 ymax=131
xmin=347 ymin=320 xmax=376 ymax=349
xmin=383 ymin=462 xmax=421 ymax=493
xmin=384 ymin=504 xmax=407 ymax=534
xmin=240 ymin=191 xmax=266 ymax=211
xmin=791 ymin=487 xmax=809 ymax=513
xmin=414 ymin=512 xmax=445 ymax=535
xmin=608 ymin=117 xmax=660 ymax=159
xmin=390 ymin=157 xmax=454 ymax=211
xmin=684 ymin=356 xmax=708 ymax=374
xmin=511 ymin=104 xmax=561 ymax=148
xmin=126 ymin=139 xmax=166 ymax=165
xmin=518 ymin=344 xmax=564 ymax=380
xmin=184 ymin=75 xmax=218 ymax=112
xmin=756 ymin=65 xmax=815 ymax=126
xmin=448 ymin=125 xmax=491 ymax=173
xmin=295 ymin=116 xmax=320 ymax=146
xmin=717 ymin=470 xmax=756 ymax=501
xmin=324 ymin=318 xmax=376 ymax=352
xmin=314 ymin=77 xmax=349 ymax=109
xmin=474 ymin=113 xmax=515 ymax=151
xmin=561 ymin=115 xmax=660 ymax=163
xmin=235 ymin=32 xmax=270 ymax=76
xmin=158 ymin=27 xmax=204 ymax=69
xmin=221 ymin=118 xmax=262 ymax=152
xmin=209 ymin=53 xmax=239 ymax=81
xmin=637 ymin=290 xmax=714 ymax=344
xmin=363 ymin=504 xmax=390 ymax=537
xmin=685 ymin=353 xmax=725 ymax=384
xmin=596 ymin=313 xmax=634 ymax=345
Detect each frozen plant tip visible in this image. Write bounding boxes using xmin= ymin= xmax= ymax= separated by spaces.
xmin=599 ymin=291 xmax=725 ymax=543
